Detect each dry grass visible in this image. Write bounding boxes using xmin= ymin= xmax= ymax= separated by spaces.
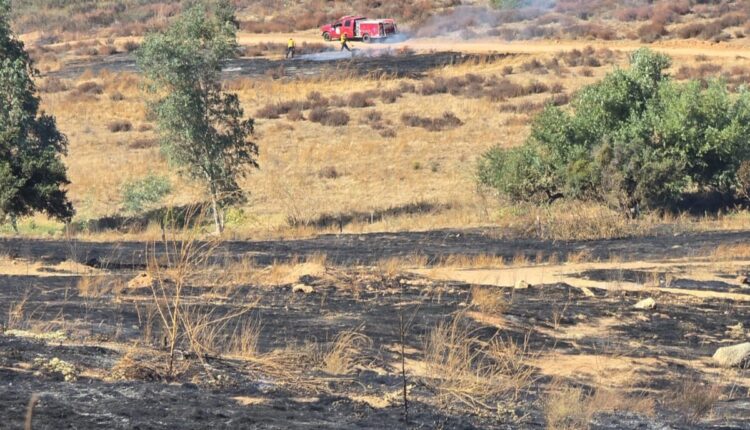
xmin=424 ymin=314 xmax=536 ymax=412
xmin=544 ymin=383 xmax=654 ymax=429
xmin=438 ymin=254 xmax=506 ymax=269
xmin=470 ymin=286 xmax=507 ymax=315
xmin=712 ymin=243 xmax=750 ymax=260
xmin=76 ymin=275 xmax=121 ymax=297
xmin=321 ymin=327 xmax=372 ymax=375
xmin=35 ymin=53 xmax=610 ymax=239
xmin=666 ymin=379 xmax=722 ymax=424
xmin=22 ymin=44 xmax=750 ymax=241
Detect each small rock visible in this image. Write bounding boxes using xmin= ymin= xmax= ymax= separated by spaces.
xmin=514 ymin=280 xmax=530 ymax=290
xmin=292 ymin=284 xmax=314 ymax=294
xmin=127 ymin=272 xmax=154 ymax=290
xmin=633 ymin=298 xmax=656 ymax=310
xmin=713 ymin=342 xmax=750 ymax=368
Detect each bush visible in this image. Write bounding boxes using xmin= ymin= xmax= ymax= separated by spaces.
xmin=401 ymin=112 xmax=463 ymax=131
xmin=74 ymin=81 xmax=103 ymax=95
xmin=309 ymin=108 xmax=349 ymax=126
xmin=638 ymin=22 xmax=667 ymax=43
xmin=121 ymin=174 xmax=172 ymax=214
xmin=478 ymin=48 xmax=750 ymax=215
xmin=347 ymin=92 xmax=375 ymax=108
xmin=107 ymin=120 xmax=132 ymax=132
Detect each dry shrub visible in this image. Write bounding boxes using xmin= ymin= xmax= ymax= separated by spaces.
xmin=322 ymin=328 xmax=372 ymax=375
xmin=638 ymin=22 xmax=668 ymax=43
xmin=568 ymin=23 xmax=617 ymax=40
xmin=309 ymin=108 xmax=350 ymax=127
xmin=419 ymin=77 xmax=448 ymax=96
xmin=379 ymin=128 xmax=396 ymax=138
xmin=520 ymin=58 xmax=547 ymax=74
xmin=401 ymin=112 xmax=462 ymax=132
xmin=347 ymin=91 xmax=375 ymax=108
xmin=666 ymin=379 xmax=722 ymax=424
xmin=425 ymin=315 xmax=535 ymax=411
xmin=109 ymin=91 xmax=125 ymax=101
xmin=107 ymin=120 xmax=132 ymax=133
xmin=380 ymin=89 xmax=400 ymax=104
xmin=615 ymin=6 xmax=653 ymax=22
xmin=318 ymin=166 xmax=340 ymax=179
xmin=470 ymin=286 xmax=506 ymax=314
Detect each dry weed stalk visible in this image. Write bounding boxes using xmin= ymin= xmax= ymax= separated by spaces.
xmin=145 ymin=207 xmax=252 ymax=377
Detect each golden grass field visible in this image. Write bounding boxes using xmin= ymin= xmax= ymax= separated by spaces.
xmin=7 ymin=33 xmax=747 ymax=240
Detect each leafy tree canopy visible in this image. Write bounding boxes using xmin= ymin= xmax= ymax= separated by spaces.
xmin=478 ymin=48 xmax=750 ymax=216
xmin=137 ymin=0 xmax=258 ymax=233
xmin=0 ymin=0 xmax=73 ymax=226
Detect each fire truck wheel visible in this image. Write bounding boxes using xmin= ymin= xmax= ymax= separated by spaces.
xmin=322 ymin=32 xmax=331 ymax=41
xmin=362 ymin=34 xmax=371 ymax=43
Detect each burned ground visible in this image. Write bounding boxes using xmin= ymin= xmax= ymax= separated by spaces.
xmin=1 ymin=231 xmax=750 ymax=428
xmin=49 ymin=51 xmax=511 ymax=81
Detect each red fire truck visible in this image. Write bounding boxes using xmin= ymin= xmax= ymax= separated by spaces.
xmin=320 ymin=16 xmax=398 ymax=43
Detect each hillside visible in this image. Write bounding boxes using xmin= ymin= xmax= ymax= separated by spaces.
xmin=11 ymin=0 xmax=750 ymax=45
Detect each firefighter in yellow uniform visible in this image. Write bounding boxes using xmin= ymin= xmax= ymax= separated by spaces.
xmin=286 ymin=38 xmax=295 ymax=58
xmin=340 ymin=33 xmax=351 ymax=52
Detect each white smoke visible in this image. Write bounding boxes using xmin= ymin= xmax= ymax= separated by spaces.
xmin=414 ymin=2 xmax=556 ymax=39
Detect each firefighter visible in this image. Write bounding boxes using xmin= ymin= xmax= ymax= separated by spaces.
xmin=286 ymin=38 xmax=295 ymax=59
xmin=340 ymin=32 xmax=351 ymax=52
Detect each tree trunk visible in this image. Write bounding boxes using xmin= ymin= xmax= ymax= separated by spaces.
xmin=209 ymin=191 xmax=223 ymax=235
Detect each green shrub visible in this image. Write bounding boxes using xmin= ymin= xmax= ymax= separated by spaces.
xmin=478 ymin=48 xmax=750 ymax=215
xmin=121 ymin=174 xmax=171 ymax=214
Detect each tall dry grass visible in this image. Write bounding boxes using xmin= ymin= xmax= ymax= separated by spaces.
xmin=424 ymin=314 xmax=536 ymax=412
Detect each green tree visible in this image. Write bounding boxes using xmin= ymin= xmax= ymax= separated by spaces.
xmin=0 ymin=0 xmax=73 ymax=228
xmin=137 ymin=0 xmax=257 ymax=234
xmin=478 ymin=48 xmax=750 ymax=216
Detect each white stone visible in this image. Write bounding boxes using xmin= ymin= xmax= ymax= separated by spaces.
xmin=713 ymin=343 xmax=750 ymax=368
xmin=633 ymin=297 xmax=656 ymax=310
